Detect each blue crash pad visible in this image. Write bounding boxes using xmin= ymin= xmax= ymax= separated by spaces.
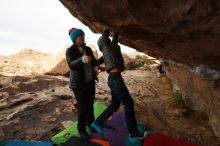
xmin=6 ymin=140 xmax=53 ymax=146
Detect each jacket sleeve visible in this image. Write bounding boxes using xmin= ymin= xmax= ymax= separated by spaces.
xmin=66 ymin=48 xmax=83 ymax=70
xmin=85 ymin=46 xmax=104 ymax=67
xmin=92 ymin=57 xmax=104 ymax=67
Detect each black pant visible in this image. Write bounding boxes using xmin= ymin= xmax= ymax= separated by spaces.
xmin=95 ymin=73 xmax=138 ymax=134
xmin=72 ymin=80 xmax=95 ymax=133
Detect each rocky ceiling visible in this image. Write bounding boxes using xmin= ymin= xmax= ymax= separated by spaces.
xmin=59 ymin=0 xmax=220 ymax=71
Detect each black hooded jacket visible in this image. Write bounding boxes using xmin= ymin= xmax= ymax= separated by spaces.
xmin=97 ymin=30 xmax=124 ymax=73
xmin=66 ymin=44 xmax=104 ymax=89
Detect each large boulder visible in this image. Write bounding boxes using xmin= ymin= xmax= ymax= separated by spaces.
xmin=44 ymin=50 xmax=69 ymax=76
xmin=59 ymin=0 xmax=220 ymax=71
xmin=59 ymin=0 xmax=220 ymax=137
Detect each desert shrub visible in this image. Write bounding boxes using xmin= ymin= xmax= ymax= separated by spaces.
xmin=126 ymin=55 xmax=155 ymax=70
xmin=169 ymin=91 xmax=209 ymax=126
xmin=169 ymin=91 xmax=186 ymax=109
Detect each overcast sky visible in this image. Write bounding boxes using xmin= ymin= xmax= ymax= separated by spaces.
xmin=0 ymin=0 xmax=136 ymax=55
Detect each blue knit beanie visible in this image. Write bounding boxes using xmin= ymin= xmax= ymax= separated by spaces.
xmin=68 ymin=28 xmax=84 ymax=42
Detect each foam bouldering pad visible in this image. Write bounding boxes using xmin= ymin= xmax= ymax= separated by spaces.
xmin=6 ymin=140 xmax=53 ymax=146
xmin=62 ymin=136 xmax=101 ymax=146
xmin=0 ymin=141 xmax=5 ymax=146
xmin=124 ymin=138 xmax=142 ymax=146
xmin=143 ymin=133 xmax=199 ymax=146
xmin=125 ymin=121 xmax=151 ymax=135
xmin=90 ymin=138 xmax=110 ymax=146
xmin=92 ymin=102 xmax=107 ymax=118
xmin=51 ymin=102 xmax=107 ymax=146
xmin=91 ymin=111 xmax=155 ymax=146
xmin=91 ymin=111 xmax=128 ymax=146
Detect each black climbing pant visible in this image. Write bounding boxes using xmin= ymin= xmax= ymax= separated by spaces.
xmin=72 ymin=80 xmax=95 ymax=133
xmin=95 ymin=73 xmax=138 ymax=134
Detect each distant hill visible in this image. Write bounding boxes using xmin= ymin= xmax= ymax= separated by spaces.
xmin=0 ymin=49 xmax=68 ymax=76
xmin=0 ymin=48 xmax=159 ymax=76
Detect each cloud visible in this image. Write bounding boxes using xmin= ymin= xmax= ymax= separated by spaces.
xmin=0 ymin=0 xmax=135 ymax=55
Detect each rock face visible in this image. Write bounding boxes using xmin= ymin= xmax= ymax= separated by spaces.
xmin=0 ymin=74 xmax=72 ymax=140
xmin=59 ymin=0 xmax=220 ymax=71
xmin=1 ymin=68 xmax=219 ymax=145
xmin=59 ymin=0 xmax=220 ymax=138
xmin=44 ymin=50 xmax=69 ymax=76
xmin=163 ymin=60 xmax=220 ymax=137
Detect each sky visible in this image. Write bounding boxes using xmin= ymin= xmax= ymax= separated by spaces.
xmin=0 ymin=0 xmax=136 ymax=55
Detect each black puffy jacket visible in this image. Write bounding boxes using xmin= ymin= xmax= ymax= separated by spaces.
xmin=97 ymin=31 xmax=124 ymax=73
xmin=66 ymin=44 xmax=104 ymax=89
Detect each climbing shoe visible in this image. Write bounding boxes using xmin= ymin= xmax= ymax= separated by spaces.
xmin=79 ymin=131 xmax=90 ymax=140
xmin=128 ymin=131 xmax=148 ymax=143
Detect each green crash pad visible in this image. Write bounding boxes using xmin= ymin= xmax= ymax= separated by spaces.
xmin=0 ymin=141 xmax=6 ymax=146
xmin=51 ymin=102 xmax=107 ymax=146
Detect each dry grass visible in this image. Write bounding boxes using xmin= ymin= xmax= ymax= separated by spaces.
xmin=169 ymin=91 xmax=209 ymax=126
xmin=126 ymin=55 xmax=155 ymax=70
xmin=169 ymin=91 xmax=186 ymax=109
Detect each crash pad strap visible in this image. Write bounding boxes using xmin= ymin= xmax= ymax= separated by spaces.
xmin=90 ymin=138 xmax=110 ymax=146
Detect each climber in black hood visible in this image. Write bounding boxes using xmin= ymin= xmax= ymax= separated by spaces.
xmin=97 ymin=29 xmax=125 ymax=73
xmin=91 ymin=29 xmax=147 ymax=143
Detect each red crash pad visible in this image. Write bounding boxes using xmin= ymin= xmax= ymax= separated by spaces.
xmin=143 ymin=133 xmax=199 ymax=146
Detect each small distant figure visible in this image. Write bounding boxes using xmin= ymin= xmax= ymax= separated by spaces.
xmin=157 ymin=64 xmax=165 ymax=75
xmin=156 ymin=64 xmax=166 ymax=78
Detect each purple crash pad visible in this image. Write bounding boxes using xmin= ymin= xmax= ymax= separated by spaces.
xmin=90 ymin=112 xmax=128 ymax=146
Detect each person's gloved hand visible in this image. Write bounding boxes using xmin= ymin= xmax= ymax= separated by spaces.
xmin=81 ymin=55 xmax=92 ymax=63
xmin=103 ymin=28 xmax=110 ymax=37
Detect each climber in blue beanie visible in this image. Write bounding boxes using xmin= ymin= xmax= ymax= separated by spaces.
xmin=66 ymin=28 xmax=104 ymax=140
